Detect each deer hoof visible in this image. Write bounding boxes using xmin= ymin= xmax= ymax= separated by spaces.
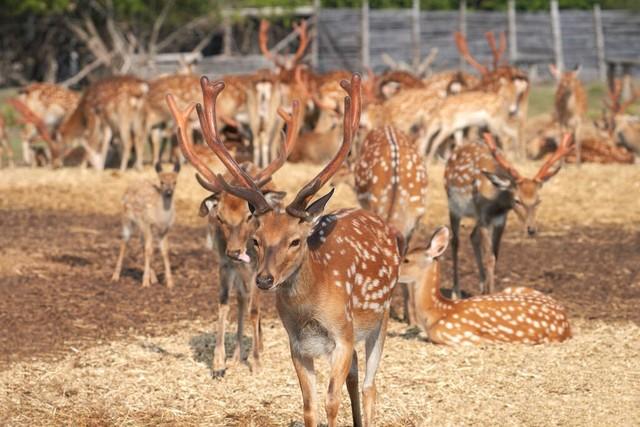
xmin=211 ymin=369 xmax=226 ymax=379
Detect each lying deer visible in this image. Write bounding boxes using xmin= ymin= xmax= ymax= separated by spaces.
xmin=167 ymin=92 xmax=298 ymax=377
xmin=401 ymin=226 xmax=571 ymax=345
xmin=180 ymin=74 xmax=401 ymax=427
xmin=111 ymin=161 xmax=180 ymax=288
xmin=445 ymin=133 xmax=574 ymax=299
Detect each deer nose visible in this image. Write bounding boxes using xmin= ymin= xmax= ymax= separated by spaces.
xmin=527 ymin=227 xmax=537 ymax=237
xmin=256 ymin=274 xmax=274 ymax=290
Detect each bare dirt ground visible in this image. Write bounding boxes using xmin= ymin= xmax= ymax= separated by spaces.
xmin=1 ymin=162 xmax=639 ymax=426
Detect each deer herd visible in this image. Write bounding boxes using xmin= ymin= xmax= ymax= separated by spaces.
xmin=4 ymin=20 xmax=638 ymax=427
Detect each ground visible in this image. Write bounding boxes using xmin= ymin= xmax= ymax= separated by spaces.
xmin=0 ymin=160 xmax=639 ymax=426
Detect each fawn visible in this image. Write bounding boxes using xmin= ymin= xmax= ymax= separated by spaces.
xmin=112 ymin=162 xmax=180 ymax=288
xmin=401 ymin=226 xmax=571 ymax=345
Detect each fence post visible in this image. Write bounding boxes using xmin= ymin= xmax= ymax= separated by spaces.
xmin=593 ymin=4 xmax=606 ymax=84
xmin=458 ymin=0 xmax=467 ymax=69
xmin=361 ymin=0 xmax=370 ymax=70
xmin=412 ymin=0 xmax=421 ymax=70
xmin=550 ymin=0 xmax=564 ymax=73
xmin=508 ymin=0 xmax=518 ymax=63
xmin=312 ymin=0 xmax=321 ymax=69
xmin=223 ymin=10 xmax=232 ymax=56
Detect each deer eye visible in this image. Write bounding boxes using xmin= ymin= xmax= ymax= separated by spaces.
xmin=289 ymin=239 xmax=300 ymax=248
xmin=252 ymin=238 xmax=260 ymax=248
xmin=514 ymin=198 xmax=523 ymax=206
xmin=216 ymin=214 xmax=225 ymax=224
xmin=246 ymin=214 xmax=253 ymax=222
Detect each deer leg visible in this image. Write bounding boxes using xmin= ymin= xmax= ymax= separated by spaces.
xmin=118 ymin=122 xmax=132 ymax=171
xmin=158 ymin=234 xmax=174 ymax=288
xmin=22 ymin=127 xmax=34 ymax=166
xmin=141 ymin=228 xmax=154 ymax=288
xmin=212 ymin=266 xmax=232 ymax=378
xmin=491 ymin=214 xmax=507 ymax=261
xmin=470 ymin=223 xmax=488 ymax=294
xmin=480 ymin=227 xmax=496 ymax=294
xmin=111 ymin=222 xmax=131 ymax=282
xmin=346 ymin=350 xmax=363 ymax=427
xmin=326 ymin=339 xmax=353 ymax=427
xmin=99 ymin=125 xmax=113 ymax=170
xmin=291 ymin=352 xmax=317 ymax=427
xmin=232 ymin=275 xmax=247 ymax=365
xmin=151 ymin=128 xmax=162 ymax=165
xmin=248 ymin=278 xmax=262 ymax=373
xmin=450 ymin=211 xmax=462 ymax=299
xmin=362 ymin=312 xmax=389 ymax=427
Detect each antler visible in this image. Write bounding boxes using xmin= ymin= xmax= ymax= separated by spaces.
xmin=482 ymin=133 xmax=523 ymax=182
xmin=166 ymin=94 xmax=222 ymax=193
xmin=259 ymin=20 xmax=279 ymax=66
xmin=485 ymin=31 xmax=507 ymax=69
xmin=618 ymin=83 xmax=640 ymax=115
xmin=286 ymin=73 xmax=362 ymax=219
xmin=534 ymin=133 xmax=575 ymax=183
xmin=290 ymin=20 xmax=310 ymax=65
xmin=454 ymin=32 xmax=489 ymax=75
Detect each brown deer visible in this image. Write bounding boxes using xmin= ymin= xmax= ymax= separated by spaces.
xmin=549 ymin=64 xmax=587 ymax=161
xmin=445 ymin=133 xmax=574 ymax=299
xmin=401 ymin=226 xmax=571 ymax=345
xmin=344 ymin=125 xmax=428 ymax=325
xmin=167 ymin=91 xmax=299 ymax=377
xmin=14 ymin=83 xmax=79 ymax=166
xmin=603 ymin=79 xmax=640 ymax=156
xmin=180 ymin=74 xmax=401 ymax=427
xmin=111 ymin=161 xmax=180 ymax=288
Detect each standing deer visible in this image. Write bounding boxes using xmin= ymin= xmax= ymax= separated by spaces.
xmin=401 ymin=226 xmax=571 ymax=345
xmin=167 ymin=92 xmax=299 ymax=377
xmin=111 ymin=161 xmax=180 ymax=288
xmin=445 ymin=133 xmax=574 ymax=299
xmin=550 ymin=64 xmax=587 ymax=162
xmin=180 ymin=74 xmax=401 ymax=427
xmin=345 ymin=125 xmax=428 ymax=325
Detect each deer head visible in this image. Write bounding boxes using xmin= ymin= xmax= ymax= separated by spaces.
xmin=166 ymin=84 xmax=299 ymax=263
xmin=177 ymin=74 xmax=361 ymax=290
xmin=482 ymin=133 xmax=574 ymax=237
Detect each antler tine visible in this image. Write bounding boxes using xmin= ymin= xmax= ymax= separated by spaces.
xmin=252 ymin=100 xmax=301 ymax=184
xmin=482 ymin=132 xmax=523 ymax=181
xmin=454 ymin=32 xmax=489 ymax=75
xmin=259 ymin=19 xmax=283 ymax=67
xmin=485 ymin=31 xmax=506 ymax=69
xmin=534 ymin=133 xmax=575 ymax=182
xmin=286 ymin=73 xmax=362 ymax=219
xmin=619 ymin=83 xmax=640 ymax=115
xmin=291 ymin=20 xmax=310 ymax=65
xmin=197 ymin=76 xmax=257 ymax=190
xmin=166 ymin=94 xmax=221 ymax=192
xmin=498 ymin=32 xmax=507 ymax=65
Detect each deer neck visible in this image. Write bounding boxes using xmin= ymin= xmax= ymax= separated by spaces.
xmin=414 ymin=260 xmax=451 ymax=328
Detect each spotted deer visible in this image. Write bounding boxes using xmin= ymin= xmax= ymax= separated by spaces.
xmin=15 ymin=83 xmax=79 ymax=166
xmin=343 ymin=125 xmax=428 ymax=325
xmin=167 ymin=89 xmax=299 ymax=377
xmin=445 ymin=133 xmax=574 ymax=299
xmin=181 ymin=74 xmax=401 ymax=427
xmin=111 ymin=161 xmax=180 ymax=288
xmin=401 ymin=226 xmax=571 ymax=345
xmin=549 ymin=64 xmax=587 ymax=162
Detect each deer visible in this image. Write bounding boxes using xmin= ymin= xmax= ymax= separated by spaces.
xmin=421 ymin=76 xmax=525 ymax=163
xmin=58 ymin=76 xmax=149 ymax=170
xmin=0 ymin=115 xmax=13 ymax=168
xmin=445 ymin=133 xmax=574 ymax=300
xmin=179 ymin=74 xmax=401 ymax=427
xmin=603 ymin=79 xmax=640 ymax=156
xmin=13 ymin=83 xmax=80 ymax=166
xmin=259 ymin=19 xmax=310 ymax=83
xmin=167 ymin=89 xmax=299 ymax=377
xmin=400 ymin=226 xmax=571 ymax=345
xmin=549 ymin=64 xmax=587 ymax=162
xmin=111 ymin=161 xmax=181 ymax=288
xmin=340 ymin=125 xmax=428 ymax=326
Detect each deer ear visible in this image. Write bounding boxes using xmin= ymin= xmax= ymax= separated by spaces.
xmin=482 ymin=170 xmax=513 ymax=190
xmin=426 ymin=226 xmax=450 ymax=259
xmin=264 ymin=190 xmax=286 ymax=207
xmin=304 ymin=188 xmax=335 ymax=221
xmin=199 ymin=194 xmax=219 ymax=217
xmin=155 ymin=162 xmax=163 ymax=173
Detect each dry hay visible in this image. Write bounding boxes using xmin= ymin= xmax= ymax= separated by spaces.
xmin=0 ymin=317 xmax=639 ymax=426
xmin=1 ymin=160 xmax=639 ymax=231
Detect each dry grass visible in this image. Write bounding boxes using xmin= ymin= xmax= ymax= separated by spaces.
xmin=1 ymin=160 xmax=639 ymax=230
xmin=0 ymin=318 xmax=638 ymax=426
